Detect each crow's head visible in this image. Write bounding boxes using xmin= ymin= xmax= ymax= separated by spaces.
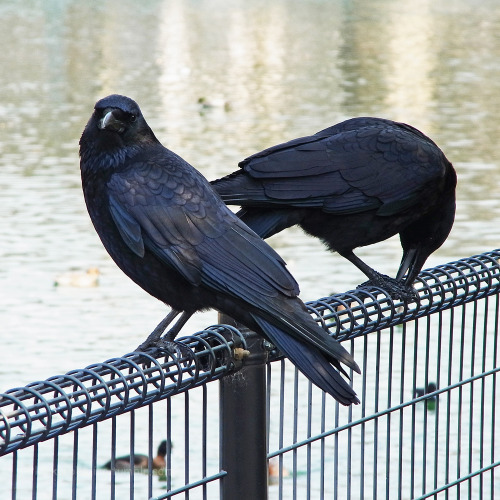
xmin=95 ymin=94 xmax=142 ymax=134
xmin=81 ymin=95 xmax=159 ymax=161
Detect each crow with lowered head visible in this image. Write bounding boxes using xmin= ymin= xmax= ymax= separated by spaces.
xmin=211 ymin=118 xmax=457 ymax=300
xmin=79 ymin=94 xmax=360 ymax=405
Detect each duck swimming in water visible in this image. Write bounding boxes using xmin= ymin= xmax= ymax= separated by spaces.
xmin=102 ymin=439 xmax=170 ymax=471
xmin=54 ymin=267 xmax=100 ymax=287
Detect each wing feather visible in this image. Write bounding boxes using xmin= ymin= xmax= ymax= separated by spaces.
xmin=229 ymin=118 xmax=448 ymax=216
xmin=107 ymin=156 xmax=299 ymax=298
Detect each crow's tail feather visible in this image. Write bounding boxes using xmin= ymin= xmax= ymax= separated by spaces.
xmin=251 ymin=315 xmax=359 ymax=406
xmin=236 ymin=208 xmax=293 ymax=239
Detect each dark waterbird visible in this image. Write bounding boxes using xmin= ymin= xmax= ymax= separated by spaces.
xmin=414 ymin=382 xmax=438 ymax=410
xmin=79 ymin=95 xmax=360 ymax=405
xmin=102 ymin=439 xmax=170 ymax=471
xmin=211 ymin=117 xmax=457 ymax=299
xmin=414 ymin=382 xmax=437 ymax=399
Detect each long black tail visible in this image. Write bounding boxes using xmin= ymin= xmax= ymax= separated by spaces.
xmin=236 ymin=207 xmax=305 ymax=240
xmin=211 ymin=172 xmax=256 ymax=203
xmin=251 ymin=314 xmax=360 ymax=405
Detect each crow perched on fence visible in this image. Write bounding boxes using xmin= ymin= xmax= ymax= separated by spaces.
xmin=79 ymin=94 xmax=360 ymax=405
xmin=211 ymin=118 xmax=457 ymax=299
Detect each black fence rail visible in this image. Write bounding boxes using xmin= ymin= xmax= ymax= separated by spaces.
xmin=307 ymin=249 xmax=500 ymax=340
xmin=0 ymin=325 xmax=245 ymax=456
xmin=1 ymin=249 xmax=499 ymax=499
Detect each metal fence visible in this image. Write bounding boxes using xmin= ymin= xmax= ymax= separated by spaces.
xmin=1 ymin=249 xmax=499 ymax=499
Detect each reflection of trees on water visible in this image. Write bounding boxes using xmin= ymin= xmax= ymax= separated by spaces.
xmin=1 ymin=0 xmax=500 ymax=251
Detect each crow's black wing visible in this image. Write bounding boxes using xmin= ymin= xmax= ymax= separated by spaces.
xmin=236 ymin=118 xmax=447 ymax=216
xmin=107 ymin=151 xmax=297 ymax=295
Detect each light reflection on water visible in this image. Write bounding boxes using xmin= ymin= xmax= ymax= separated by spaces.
xmin=1 ymin=0 xmax=500 ymax=497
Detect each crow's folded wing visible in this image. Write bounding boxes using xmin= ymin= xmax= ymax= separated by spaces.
xmin=237 ymin=117 xmax=447 ymax=216
xmin=106 ymin=155 xmax=299 ymax=298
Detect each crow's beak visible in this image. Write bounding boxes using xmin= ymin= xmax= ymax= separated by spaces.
xmin=99 ymin=110 xmax=125 ymax=133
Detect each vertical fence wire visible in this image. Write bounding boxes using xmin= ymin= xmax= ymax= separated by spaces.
xmin=373 ymin=330 xmax=381 ymax=500
xmin=52 ymin=436 xmax=59 ymax=500
xmin=479 ymin=297 xmax=487 ymax=500
xmin=468 ymin=302 xmax=476 ymax=499
xmin=11 ymin=451 xmax=17 ymax=500
xmin=434 ymin=311 xmax=443 ymax=496
xmin=492 ymin=293 xmax=499 ymax=500
xmin=110 ymin=416 xmax=117 ymax=500
xmin=421 ymin=315 xmax=430 ymax=497
xmin=398 ymin=322 xmax=406 ymax=500
xmin=91 ymin=424 xmax=97 ymax=500
xmin=201 ymin=385 xmax=207 ymax=500
xmin=360 ymin=335 xmax=367 ymax=500
xmin=457 ymin=305 xmax=465 ymax=500
xmin=147 ymin=404 xmax=153 ymax=498
xmin=166 ymin=397 xmax=172 ymax=493
xmin=279 ymin=360 xmax=285 ymax=500
xmin=129 ymin=409 xmax=135 ymax=500
xmin=71 ymin=431 xmax=78 ymax=500
xmin=319 ymin=392 xmax=326 ymax=500
xmin=448 ymin=309 xmax=454 ymax=499
xmin=306 ymin=382 xmax=312 ymax=500
xmin=292 ymin=366 xmax=299 ymax=500
xmin=410 ymin=319 xmax=418 ymax=498
xmin=385 ymin=326 xmax=394 ymax=499
xmin=32 ymin=443 xmax=38 ymax=500
xmin=184 ymin=392 xmax=189 ymax=500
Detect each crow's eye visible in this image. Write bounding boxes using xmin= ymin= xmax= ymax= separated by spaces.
xmin=130 ymin=114 xmax=137 ymax=123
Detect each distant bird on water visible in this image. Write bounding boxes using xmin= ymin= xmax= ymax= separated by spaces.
xmin=102 ymin=439 xmax=170 ymax=471
xmin=414 ymin=382 xmax=438 ymax=410
xmin=79 ymin=94 xmax=360 ymax=405
xmin=414 ymin=382 xmax=437 ymax=399
xmin=54 ymin=267 xmax=100 ymax=287
xmin=211 ymin=117 xmax=457 ymax=299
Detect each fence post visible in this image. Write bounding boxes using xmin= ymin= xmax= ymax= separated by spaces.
xmin=219 ymin=314 xmax=268 ymax=500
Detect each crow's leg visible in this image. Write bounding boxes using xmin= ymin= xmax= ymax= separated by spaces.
xmin=136 ymin=309 xmax=182 ymax=351
xmin=161 ymin=312 xmax=192 ymax=342
xmin=341 ymin=251 xmax=417 ymax=301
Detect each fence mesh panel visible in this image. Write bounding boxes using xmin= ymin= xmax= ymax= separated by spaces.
xmin=1 ymin=249 xmax=499 ymax=499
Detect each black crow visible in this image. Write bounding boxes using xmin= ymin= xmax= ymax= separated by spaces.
xmin=79 ymin=95 xmax=360 ymax=405
xmin=211 ymin=118 xmax=457 ymax=299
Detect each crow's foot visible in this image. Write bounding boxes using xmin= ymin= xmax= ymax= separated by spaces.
xmin=358 ymin=274 xmax=418 ymax=301
xmin=136 ymin=337 xmax=194 ymax=364
xmin=136 ymin=335 xmax=163 ymax=352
